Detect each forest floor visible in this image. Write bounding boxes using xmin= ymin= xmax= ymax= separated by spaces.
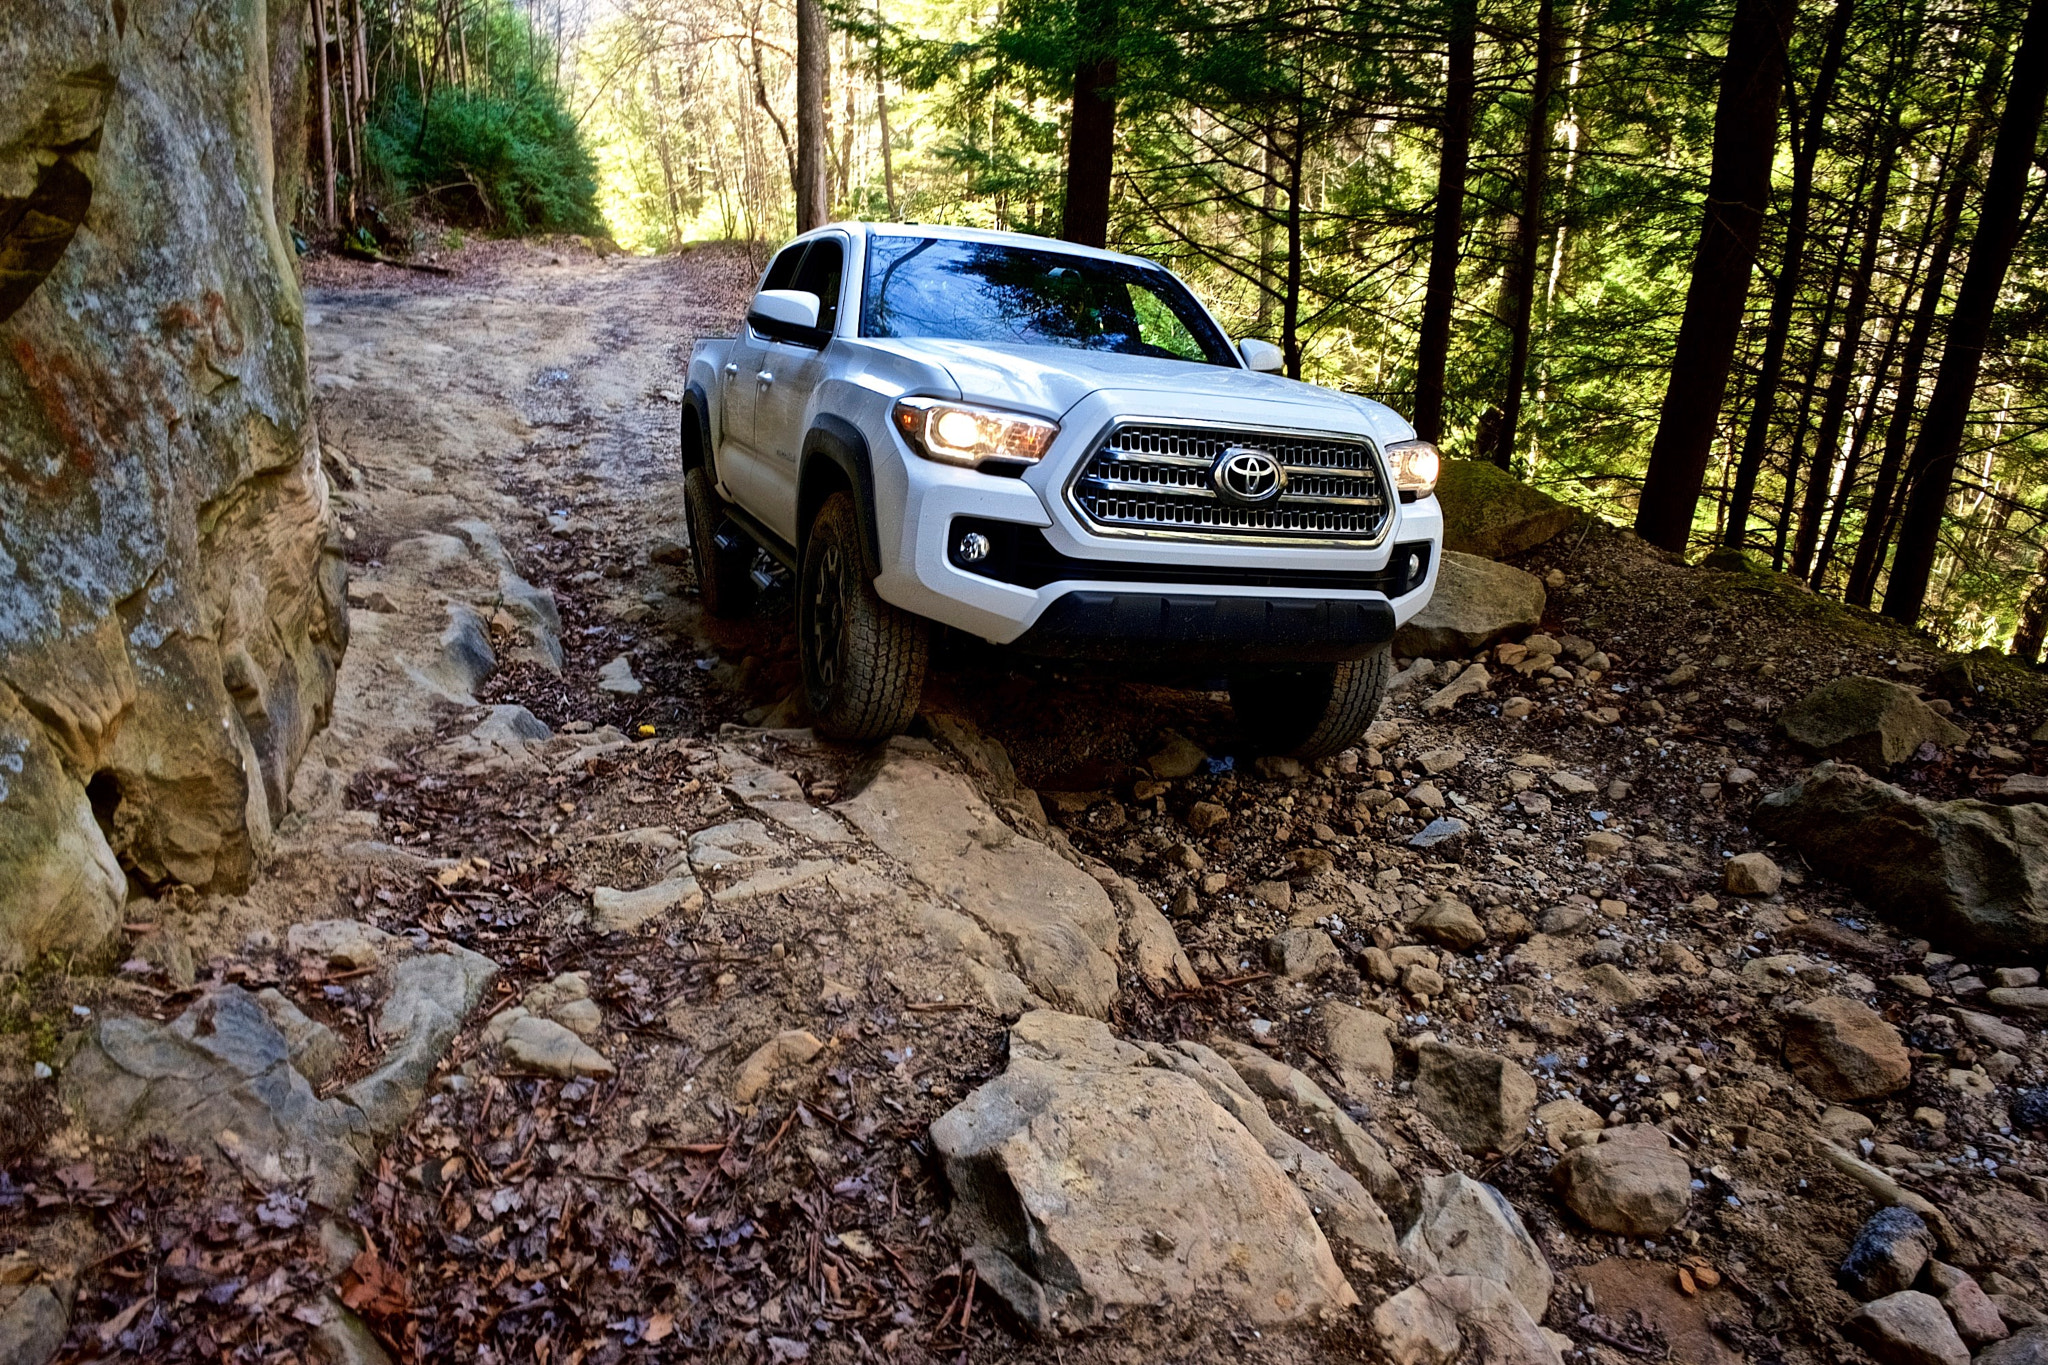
xmin=7 ymin=237 xmax=2048 ymax=1365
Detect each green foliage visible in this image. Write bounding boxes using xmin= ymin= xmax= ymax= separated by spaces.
xmin=357 ymin=0 xmax=600 ymax=236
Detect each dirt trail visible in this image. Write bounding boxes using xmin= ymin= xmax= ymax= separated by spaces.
xmin=10 ymin=239 xmax=2048 ymax=1364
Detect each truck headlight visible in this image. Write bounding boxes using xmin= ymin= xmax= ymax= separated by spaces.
xmin=892 ymin=397 xmax=1059 ymax=467
xmin=1385 ymin=439 xmax=1441 ymax=498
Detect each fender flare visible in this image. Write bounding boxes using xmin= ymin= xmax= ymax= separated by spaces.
xmin=681 ymin=381 xmax=715 ymax=477
xmin=799 ymin=414 xmax=884 ymax=577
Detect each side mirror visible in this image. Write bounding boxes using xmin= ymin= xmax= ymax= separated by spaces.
xmin=749 ymin=288 xmax=824 ymax=342
xmin=1239 ymin=338 xmax=1285 ymax=373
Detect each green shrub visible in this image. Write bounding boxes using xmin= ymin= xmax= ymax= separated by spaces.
xmin=366 ymin=75 xmax=601 ymax=235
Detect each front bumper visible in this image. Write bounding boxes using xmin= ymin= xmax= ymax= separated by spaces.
xmin=866 ymin=391 xmax=1445 ymax=655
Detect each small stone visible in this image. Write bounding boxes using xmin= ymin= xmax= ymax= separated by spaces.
xmin=1147 ymin=733 xmax=1209 ymax=780
xmin=1995 ymin=967 xmax=2043 ymax=989
xmin=1724 ymin=851 xmax=1782 ymax=897
xmin=1944 ymin=1276 xmax=2011 ymax=1348
xmin=1819 ymin=1106 xmax=1876 ymax=1145
xmin=1188 ymin=801 xmax=1230 ymax=833
xmin=596 ymin=654 xmax=643 ymax=694
xmin=1398 ymin=1174 xmax=1554 ymax=1319
xmin=731 ymin=1030 xmax=826 ymax=1103
xmin=1403 ymin=964 xmax=1446 ymax=998
xmin=1540 ymin=904 xmax=1591 ymax=935
xmin=1409 ymin=817 xmax=1470 ymax=848
xmin=1842 ymin=1290 xmax=1970 ymax=1365
xmin=1414 ymin=1040 xmax=1537 ymax=1155
xmin=1839 ymin=1207 xmax=1935 ymax=1300
xmin=1557 ymin=1132 xmax=1691 ymax=1234
xmin=1254 ymin=755 xmax=1303 ymax=782
xmin=1990 ymin=987 xmax=2048 ymax=1017
xmin=1252 ymin=880 xmax=1294 ymax=913
xmin=2013 ymin=1088 xmax=2048 ymax=1130
xmin=592 ymin=874 xmax=703 ymax=932
xmin=501 ymin=1015 xmax=615 ymax=1079
xmin=1783 ymin=997 xmax=1911 ymax=1101
xmin=1372 ymin=1280 xmax=1462 ymax=1365
xmin=1412 ymin=897 xmax=1487 ymax=950
xmin=1417 ymin=748 xmax=1466 ymax=775
xmin=1890 ymin=974 xmax=1935 ymax=998
xmin=1536 ymin=1097 xmax=1603 ymax=1152
xmin=285 ymin=919 xmax=391 ymax=972
xmin=1549 ymin=770 xmax=1598 ymax=796
xmin=1584 ymin=962 xmax=1644 ymax=1005
xmin=1979 ymin=1327 xmax=2048 ymax=1364
xmin=1170 ymin=887 xmax=1201 ymax=919
xmin=1266 ymin=927 xmax=1339 ymax=979
xmin=1584 ymin=831 xmax=1629 ymax=862
xmin=1322 ymin=1001 xmax=1397 ymax=1087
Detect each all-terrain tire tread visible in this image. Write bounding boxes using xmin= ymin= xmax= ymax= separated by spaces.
xmin=1289 ymin=645 xmax=1392 ymax=760
xmin=685 ymin=465 xmax=754 ymax=618
xmin=1230 ymin=644 xmax=1392 ymax=760
xmin=805 ymin=493 xmax=928 ymax=743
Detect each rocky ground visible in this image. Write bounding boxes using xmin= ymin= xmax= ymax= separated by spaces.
xmin=6 ymin=238 xmax=2048 ymax=1365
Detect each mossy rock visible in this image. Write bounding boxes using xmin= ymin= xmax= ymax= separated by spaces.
xmin=1434 ymin=459 xmax=1580 ymax=560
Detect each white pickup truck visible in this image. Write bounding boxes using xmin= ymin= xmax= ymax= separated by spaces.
xmin=682 ymin=222 xmax=1444 ymax=755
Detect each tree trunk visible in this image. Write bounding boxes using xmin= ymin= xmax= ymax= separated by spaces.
xmin=795 ymin=0 xmax=831 ymax=231
xmin=1792 ymin=121 xmax=1901 ymax=578
xmin=1633 ymin=0 xmax=1798 ymax=554
xmin=1492 ymin=0 xmax=1559 ymax=470
xmin=2012 ymin=544 xmax=2048 ymax=663
xmin=1060 ymin=2 xmax=1117 ymax=249
xmin=1844 ymin=41 xmax=2007 ymax=606
xmin=1882 ymin=0 xmax=2048 ymax=625
xmin=310 ymin=0 xmax=337 ymax=229
xmin=1280 ymin=118 xmax=1305 ymax=377
xmin=1721 ymin=0 xmax=1854 ymax=549
xmin=1413 ymin=0 xmax=1478 ymax=446
xmin=876 ymin=20 xmax=897 ymax=218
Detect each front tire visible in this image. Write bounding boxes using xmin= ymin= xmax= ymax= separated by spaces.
xmin=799 ymin=492 xmax=928 ymax=743
xmin=1230 ymin=646 xmax=1392 ymax=760
xmin=685 ymin=465 xmax=754 ymax=619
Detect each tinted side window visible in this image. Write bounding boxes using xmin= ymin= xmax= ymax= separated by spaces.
xmin=761 ymin=244 xmax=805 ymax=292
xmin=791 ymin=238 xmax=845 ymax=332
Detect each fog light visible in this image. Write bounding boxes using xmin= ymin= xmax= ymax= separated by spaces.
xmin=1406 ymin=552 xmax=1421 ymax=585
xmin=957 ymin=531 xmax=992 ymax=564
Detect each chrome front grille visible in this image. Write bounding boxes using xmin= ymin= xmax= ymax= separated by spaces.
xmin=1070 ymin=424 xmax=1391 ymax=542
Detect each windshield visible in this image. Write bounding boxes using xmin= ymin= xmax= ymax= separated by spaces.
xmin=859 ymin=234 xmax=1240 ymax=367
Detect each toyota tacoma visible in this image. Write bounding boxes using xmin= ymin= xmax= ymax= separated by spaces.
xmin=681 ymin=222 xmax=1443 ymax=757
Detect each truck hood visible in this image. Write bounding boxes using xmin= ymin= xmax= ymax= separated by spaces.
xmin=860 ymin=338 xmax=1406 ymax=439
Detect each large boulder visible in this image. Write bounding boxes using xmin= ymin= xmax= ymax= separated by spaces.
xmin=1435 ymin=458 xmax=1579 ymax=560
xmin=0 ymin=0 xmax=344 ymax=965
xmin=1396 ymin=552 xmax=1547 ymax=659
xmin=1398 ymin=1172 xmax=1554 ymax=1319
xmin=1778 ymin=676 xmax=1965 ymax=770
xmin=1556 ymin=1129 xmax=1692 ymax=1235
xmin=1753 ymin=762 xmax=2048 ymax=959
xmin=1413 ymin=1039 xmax=1538 ymax=1154
xmin=929 ymin=1011 xmax=1358 ymax=1332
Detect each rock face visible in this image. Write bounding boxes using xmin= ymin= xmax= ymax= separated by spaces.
xmin=930 ymin=1011 xmax=1357 ymax=1332
xmin=1753 ymin=762 xmax=2048 ymax=958
xmin=1782 ymin=996 xmax=1911 ymax=1102
xmin=0 ymin=0 xmax=344 ymax=965
xmin=1434 ymin=458 xmax=1579 ymax=561
xmin=1778 ymin=676 xmax=1965 ymax=770
xmin=1394 ymin=552 xmax=1546 ymax=658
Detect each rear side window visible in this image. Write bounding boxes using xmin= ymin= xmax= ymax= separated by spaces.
xmin=791 ymin=237 xmax=845 ymax=332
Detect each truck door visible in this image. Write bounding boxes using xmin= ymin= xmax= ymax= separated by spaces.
xmin=751 ymin=234 xmax=846 ymax=546
xmin=716 ymin=242 xmax=808 ymax=511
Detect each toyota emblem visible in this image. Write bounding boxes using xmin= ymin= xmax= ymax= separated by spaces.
xmin=1212 ymin=446 xmax=1286 ymax=504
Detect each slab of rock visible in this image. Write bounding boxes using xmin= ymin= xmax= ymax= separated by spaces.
xmin=1990 ymin=987 xmax=2048 ymax=1017
xmin=719 ymin=748 xmax=852 ymax=845
xmin=1099 ymin=874 xmax=1200 ymax=992
xmin=1779 ymin=676 xmax=1965 ymax=770
xmin=1395 ymin=552 xmax=1546 ymax=658
xmin=1843 ymin=1290 xmax=1970 ymax=1365
xmin=839 ymin=741 xmax=1121 ymax=1017
xmin=686 ymin=819 xmax=787 ymax=872
xmin=931 ymin=1011 xmax=1356 ymax=1332
xmin=1414 ymin=1040 xmax=1537 ymax=1154
xmin=1942 ymin=1275 xmax=2011 ymax=1348
xmin=342 ymin=946 xmax=499 ymax=1140
xmin=1398 ymin=1173 xmax=1554 ymax=1319
xmin=1956 ymin=1009 xmax=2028 ymax=1051
xmin=1754 ymin=761 xmax=2048 ymax=958
xmin=1782 ymin=996 xmax=1911 ymax=1101
xmin=1981 ymin=1328 xmax=2048 ymax=1364
xmin=500 ymin=1015 xmax=615 ymax=1079
xmin=591 ymin=874 xmax=702 ymax=932
xmin=1839 ymin=1208 xmax=1935 ymax=1300
xmin=63 ymin=986 xmax=365 ymax=1207
xmin=1557 ymin=1131 xmax=1691 ymax=1234
xmin=1322 ymin=1001 xmax=1397 ymax=1089
xmin=1725 ymin=852 xmax=1782 ymax=897
xmin=1375 ymin=1275 xmax=1561 ymax=1365
xmin=1435 ymin=457 xmax=1579 ymax=560
xmin=596 ymin=654 xmax=642 ymax=694
xmin=731 ymin=1029 xmax=825 ymax=1103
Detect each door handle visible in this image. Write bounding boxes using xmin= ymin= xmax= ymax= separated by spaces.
xmin=723 ymin=362 xmax=738 ymax=377
xmin=756 ymin=371 xmax=775 ymax=388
